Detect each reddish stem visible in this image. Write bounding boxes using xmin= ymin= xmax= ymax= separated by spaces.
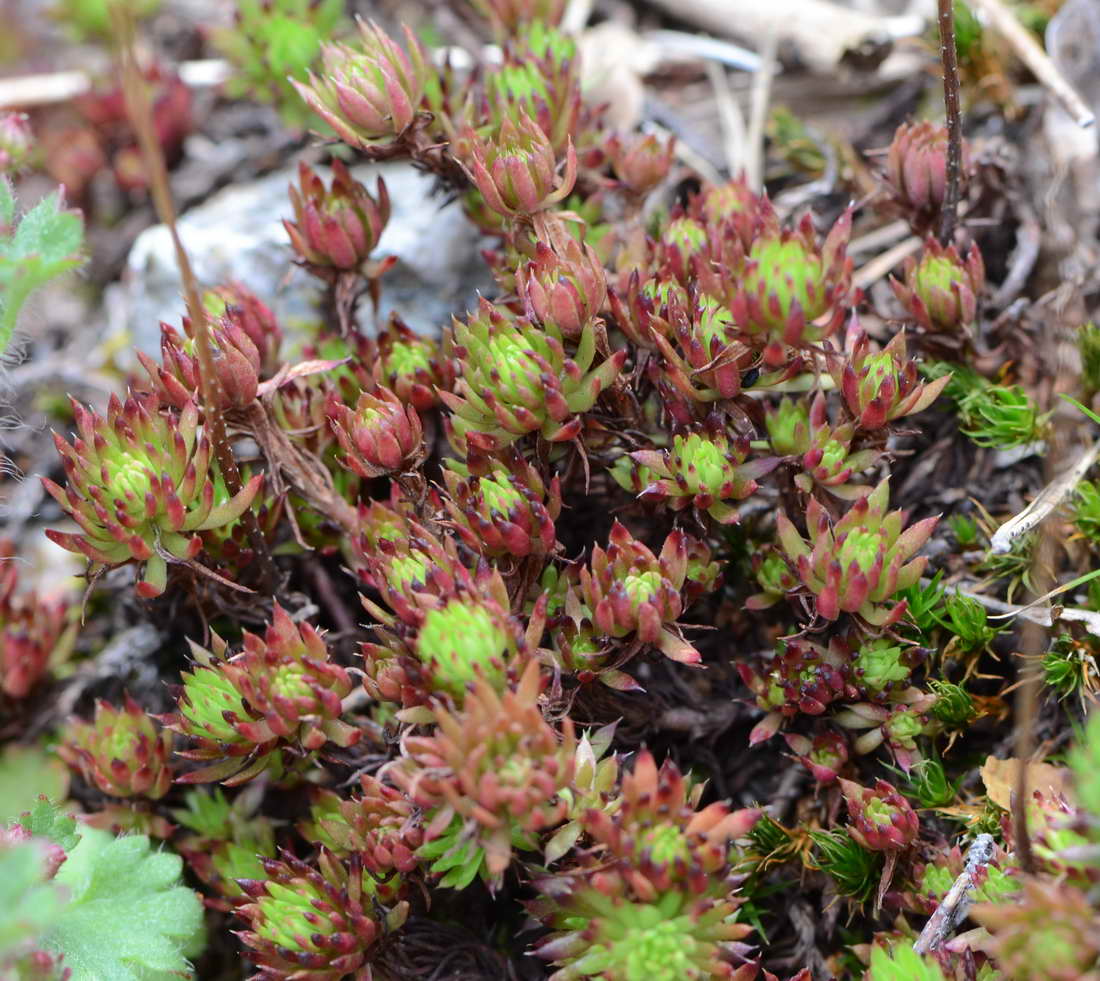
xmin=937 ymin=0 xmax=963 ymax=246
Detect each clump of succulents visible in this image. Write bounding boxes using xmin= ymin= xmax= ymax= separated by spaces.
xmin=167 ymin=606 xmax=359 ymax=783
xmin=389 ymin=660 xmax=574 ymax=888
xmin=23 ymin=5 xmax=1066 ymax=978
xmin=530 ymin=751 xmax=760 ymax=979
xmin=579 ymin=522 xmax=700 ymax=664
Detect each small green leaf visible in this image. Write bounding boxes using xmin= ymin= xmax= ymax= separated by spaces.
xmin=17 ymin=798 xmax=81 ymax=853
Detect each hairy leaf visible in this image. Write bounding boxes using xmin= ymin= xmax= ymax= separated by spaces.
xmin=41 ymin=828 xmax=205 ymax=981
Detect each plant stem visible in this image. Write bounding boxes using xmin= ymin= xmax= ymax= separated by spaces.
xmin=937 ymin=0 xmax=963 ymax=246
xmin=113 ymin=8 xmax=278 ymax=594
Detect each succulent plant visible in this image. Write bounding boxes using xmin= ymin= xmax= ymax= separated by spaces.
xmin=881 ymin=120 xmax=970 ymax=233
xmin=776 ymin=478 xmax=937 ymax=626
xmin=843 ymin=634 xmax=923 ymax=699
xmin=59 ymin=695 xmax=173 ymax=799
xmin=838 ymin=778 xmax=919 ymax=851
xmin=790 ymin=392 xmax=879 ymax=498
xmin=482 ymin=24 xmax=580 ymax=152
xmin=629 ymin=426 xmax=778 ymax=524
xmin=203 ymin=281 xmax=283 ymax=373
xmin=724 ymin=206 xmax=854 ymax=366
xmin=785 ymin=729 xmax=849 ymax=784
xmin=237 ymin=849 xmax=407 ymax=979
xmin=362 ymin=566 xmax=534 ymax=716
xmin=516 ymin=231 xmax=607 ymax=339
xmin=454 ymin=112 xmax=576 ymax=218
xmin=327 ymin=386 xmax=425 ymax=479
xmin=579 ymin=522 xmax=699 ymax=663
xmin=832 ymin=330 xmax=949 ymax=430
xmin=745 ymin=547 xmax=801 ymax=610
xmin=294 ymin=20 xmax=432 ymax=151
xmin=470 ymin=0 xmax=566 ymax=38
xmin=836 ymin=699 xmax=932 ymax=771
xmin=354 ymin=514 xmax=463 ymax=625
xmin=315 ymin=773 xmax=424 ymax=876
xmin=738 ymin=639 xmax=852 ymax=743
xmin=531 ymin=751 xmax=760 ymax=980
xmin=691 ymin=174 xmax=761 ymax=232
xmin=441 ymin=454 xmax=562 ymax=558
xmin=43 ymin=393 xmax=262 ymax=597
xmin=388 ymin=660 xmax=574 ymax=888
xmin=139 ymin=318 xmax=261 ymax=412
xmin=169 ymin=608 xmax=358 ymax=784
xmin=284 ymin=160 xmax=390 ymax=275
xmin=217 ymin=605 xmax=360 ymax=753
xmin=606 ymin=132 xmax=674 ymax=196
xmin=442 ymin=297 xmax=624 ymax=453
xmin=370 ymin=314 xmax=453 ymax=410
xmin=891 ymin=239 xmax=984 ymax=334
xmin=650 ymin=295 xmax=757 ymax=403
xmin=0 ymin=563 xmax=73 ymax=700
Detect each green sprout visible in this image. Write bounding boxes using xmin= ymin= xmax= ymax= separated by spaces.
xmin=1074 ymin=480 xmax=1100 ymax=544
xmin=808 ymin=829 xmax=881 ymax=902
xmin=926 ymin=362 xmax=1048 ymax=449
xmin=947 ymin=513 xmax=980 ymax=547
xmin=890 ymin=756 xmax=958 ymax=809
xmin=935 ymin=592 xmax=1001 ymax=653
xmin=899 ymin=572 xmax=947 ymax=643
xmin=1078 ymin=322 xmax=1100 ymax=395
xmin=928 ymin=679 xmax=977 ymax=727
xmin=1042 ymin=635 xmax=1100 ymax=702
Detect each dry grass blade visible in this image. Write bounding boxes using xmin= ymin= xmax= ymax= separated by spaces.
xmin=970 ymin=0 xmax=1096 ymax=129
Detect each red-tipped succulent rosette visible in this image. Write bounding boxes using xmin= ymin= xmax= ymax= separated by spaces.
xmin=579 ymin=522 xmax=699 ymax=664
xmin=775 ymin=478 xmax=937 ymax=627
xmin=42 ymin=392 xmax=262 ymax=597
xmin=293 ymin=20 xmax=431 ymax=151
xmin=832 ymin=329 xmax=950 ymax=430
xmin=284 ymin=159 xmax=390 ymax=275
xmin=59 ymin=694 xmax=173 ymax=799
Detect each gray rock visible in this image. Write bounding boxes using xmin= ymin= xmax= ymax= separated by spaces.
xmin=117 ymin=160 xmax=493 ymax=357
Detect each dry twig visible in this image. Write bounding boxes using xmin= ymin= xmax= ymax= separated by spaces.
xmin=913 ymin=834 xmax=996 ymax=954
